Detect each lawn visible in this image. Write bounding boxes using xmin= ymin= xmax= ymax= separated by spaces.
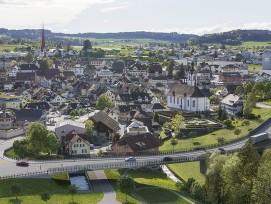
xmin=160 ymin=107 xmax=271 ymax=152
xmin=248 ymin=64 xmax=262 ymax=72
xmin=128 ymin=169 xmax=178 ymax=191
xmin=135 ymin=188 xmax=190 ymax=204
xmin=105 ymin=169 xmax=141 ymax=204
xmin=0 ymin=45 xmax=23 ymax=52
xmin=167 ymin=162 xmax=205 ymax=185
xmin=0 ymin=178 xmax=103 ymax=204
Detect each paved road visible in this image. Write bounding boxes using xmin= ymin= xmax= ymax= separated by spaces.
xmin=256 ymin=103 xmax=271 ymax=109
xmin=0 ymin=117 xmax=270 ymax=178
xmin=96 ymin=170 xmax=120 ymax=204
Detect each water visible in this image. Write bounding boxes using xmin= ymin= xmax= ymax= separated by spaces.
xmin=161 ymin=165 xmax=182 ymax=183
xmin=69 ymin=175 xmax=90 ymax=191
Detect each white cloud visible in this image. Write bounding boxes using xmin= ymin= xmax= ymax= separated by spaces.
xmin=0 ymin=0 xmax=115 ymax=28
xmin=155 ymin=22 xmax=271 ymax=35
xmin=101 ymin=5 xmax=131 ymax=13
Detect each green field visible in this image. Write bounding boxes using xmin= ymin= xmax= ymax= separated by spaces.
xmin=248 ymin=64 xmax=262 ymax=72
xmin=0 ymin=178 xmax=103 ymax=204
xmin=242 ymin=41 xmax=271 ymax=48
xmin=0 ymin=45 xmax=24 ymax=52
xmin=135 ymin=188 xmax=190 ymax=204
xmin=168 ymin=162 xmax=205 ymax=185
xmin=160 ymin=107 xmax=271 ymax=152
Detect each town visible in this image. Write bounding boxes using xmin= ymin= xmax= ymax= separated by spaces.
xmin=0 ymin=27 xmax=270 ymax=204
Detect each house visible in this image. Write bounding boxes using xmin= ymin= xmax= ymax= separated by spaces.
xmin=90 ymin=111 xmax=120 ymax=141
xmin=16 ymin=72 xmax=38 ymax=84
xmin=115 ymin=91 xmax=152 ymax=106
xmin=221 ymin=94 xmax=243 ymax=116
xmin=126 ymin=119 xmax=149 ymax=135
xmin=127 ymin=63 xmax=147 ymax=76
xmin=117 ymin=105 xmax=142 ymax=121
xmin=71 ymin=64 xmax=85 ymax=76
xmin=167 ymin=83 xmax=210 ymax=112
xmin=55 ymin=121 xmax=85 ymax=141
xmin=0 ymin=110 xmax=15 ymax=130
xmin=16 ymin=88 xmax=32 ymax=99
xmin=14 ymin=109 xmax=47 ymax=127
xmin=50 ymin=94 xmax=66 ymax=106
xmin=96 ymin=67 xmax=113 ymax=77
xmin=148 ymin=63 xmax=163 ymax=77
xmin=37 ymin=69 xmax=60 ymax=88
xmin=0 ymin=95 xmax=22 ymax=110
xmin=24 ymin=102 xmax=51 ymax=113
xmin=90 ymin=60 xmax=106 ymax=69
xmin=111 ymin=132 xmax=160 ymax=155
xmin=219 ymin=72 xmax=242 ymax=85
xmin=63 ymin=130 xmax=92 ymax=155
xmin=105 ymin=90 xmax=116 ymax=104
xmin=19 ymin=64 xmax=39 ymax=73
xmin=142 ymin=103 xmax=166 ymax=113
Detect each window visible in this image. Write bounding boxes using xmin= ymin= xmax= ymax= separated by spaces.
xmin=82 ymin=144 xmax=85 ymax=147
xmin=170 ymin=96 xmax=172 ymax=103
xmin=82 ymin=149 xmax=84 ymax=153
xmin=74 ymin=144 xmax=76 ymax=148
xmin=173 ymin=97 xmax=175 ymax=104
xmin=177 ymin=98 xmax=179 ymax=104
xmin=193 ymin=100 xmax=195 ymax=108
xmin=187 ymin=100 xmax=189 ymax=107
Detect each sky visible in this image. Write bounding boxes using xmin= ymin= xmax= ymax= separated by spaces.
xmin=1 ymin=0 xmax=271 ymax=35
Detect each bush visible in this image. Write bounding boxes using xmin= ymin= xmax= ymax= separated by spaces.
xmin=193 ymin=141 xmax=201 ymax=146
xmin=223 ymin=119 xmax=233 ymax=128
xmin=51 ymin=173 xmax=70 ymax=185
xmin=35 ymin=155 xmax=64 ymax=160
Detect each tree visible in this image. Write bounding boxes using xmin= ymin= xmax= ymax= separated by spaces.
xmin=171 ymin=114 xmax=184 ymax=135
xmin=85 ymin=120 xmax=94 ymax=142
xmin=70 ymin=110 xmax=79 ymax=117
xmin=242 ymin=120 xmax=250 ymax=129
xmin=210 ymin=95 xmax=219 ymax=104
xmin=223 ymin=119 xmax=233 ymax=128
xmin=11 ymin=184 xmax=21 ymax=200
xmin=234 ymin=128 xmax=241 ymax=138
xmin=235 ymin=86 xmax=244 ymax=95
xmin=68 ymin=184 xmax=78 ymax=202
xmin=39 ymin=57 xmax=53 ymax=69
xmin=26 ymin=122 xmax=48 ymax=154
xmin=177 ymin=63 xmax=185 ymax=78
xmin=153 ymin=112 xmax=159 ymax=123
xmin=13 ymin=139 xmax=31 ymax=158
xmin=96 ymin=94 xmax=112 ymax=110
xmin=170 ymin=138 xmax=178 ymax=151
xmin=167 ymin=60 xmax=175 ymax=77
xmin=40 ymin=192 xmax=51 ymax=203
xmin=25 ymin=52 xmax=34 ymax=63
xmin=82 ymin=39 xmax=92 ymax=53
xmin=117 ymin=176 xmax=136 ymax=202
xmin=45 ymin=132 xmax=60 ymax=154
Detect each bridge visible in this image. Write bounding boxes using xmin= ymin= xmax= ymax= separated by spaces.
xmin=1 ymin=116 xmax=271 ymax=180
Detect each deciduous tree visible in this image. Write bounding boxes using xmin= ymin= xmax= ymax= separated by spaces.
xmin=117 ymin=176 xmax=136 ymax=202
xmin=96 ymin=94 xmax=112 ymax=110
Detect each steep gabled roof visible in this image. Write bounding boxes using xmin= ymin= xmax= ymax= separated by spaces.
xmin=15 ymin=108 xmax=43 ymax=122
xmin=168 ymin=83 xmax=205 ymax=98
xmin=90 ymin=111 xmax=120 ymax=131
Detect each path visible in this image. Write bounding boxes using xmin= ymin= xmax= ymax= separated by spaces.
xmin=256 ymin=102 xmax=271 ymax=109
xmin=96 ymin=170 xmax=121 ymax=204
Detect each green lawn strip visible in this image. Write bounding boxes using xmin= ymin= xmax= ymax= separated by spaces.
xmin=0 ymin=44 xmax=24 ymax=51
xmin=0 ymin=178 xmax=103 ymax=204
xmin=128 ymin=169 xmax=178 ymax=191
xmin=135 ymin=188 xmax=190 ymax=204
xmin=160 ymin=108 xmax=271 ymax=152
xmin=262 ymin=101 xmax=271 ymax=106
xmin=5 ymin=148 xmax=16 ymax=158
xmin=104 ymin=169 xmax=140 ymax=204
xmin=248 ymin=64 xmax=262 ymax=72
xmin=167 ymin=162 xmax=205 ymax=185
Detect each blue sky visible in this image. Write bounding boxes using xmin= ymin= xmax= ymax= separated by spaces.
xmin=1 ymin=0 xmax=271 ymax=35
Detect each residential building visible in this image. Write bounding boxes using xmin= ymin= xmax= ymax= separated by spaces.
xmin=219 ymin=72 xmax=242 ymax=85
xmin=71 ymin=64 xmax=85 ymax=76
xmin=14 ymin=109 xmax=47 ymax=127
xmin=221 ymin=94 xmax=243 ymax=116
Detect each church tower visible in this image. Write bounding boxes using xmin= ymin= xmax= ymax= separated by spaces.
xmin=41 ymin=25 xmax=45 ymax=52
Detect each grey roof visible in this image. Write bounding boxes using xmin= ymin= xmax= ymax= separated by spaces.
xmin=168 ymin=83 xmax=205 ymax=98
xmin=19 ymin=64 xmax=38 ymax=71
xmin=221 ymin=94 xmax=242 ymax=106
xmin=90 ymin=111 xmax=120 ymax=131
xmin=15 ymin=109 xmax=43 ymax=122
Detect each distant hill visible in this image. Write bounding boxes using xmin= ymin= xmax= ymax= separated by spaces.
xmin=0 ymin=28 xmax=197 ymax=44
xmin=191 ymin=29 xmax=271 ymax=45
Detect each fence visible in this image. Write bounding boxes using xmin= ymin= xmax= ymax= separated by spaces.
xmin=0 ymin=149 xmax=241 ymax=180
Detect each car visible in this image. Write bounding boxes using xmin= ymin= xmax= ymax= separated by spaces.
xmin=163 ymin=157 xmax=173 ymax=162
xmin=16 ymin=161 xmax=29 ymax=167
xmin=125 ymin=157 xmax=136 ymax=162
xmin=218 ymin=147 xmax=226 ymax=154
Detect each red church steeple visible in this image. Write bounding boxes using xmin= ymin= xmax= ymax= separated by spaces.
xmin=41 ymin=25 xmax=45 ymax=51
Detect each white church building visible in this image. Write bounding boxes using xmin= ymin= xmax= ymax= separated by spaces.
xmin=167 ymin=83 xmax=210 ymax=112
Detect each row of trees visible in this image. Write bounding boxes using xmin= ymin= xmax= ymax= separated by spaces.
xmin=205 ymin=143 xmax=271 ymax=204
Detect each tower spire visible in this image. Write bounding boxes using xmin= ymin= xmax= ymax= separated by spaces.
xmin=41 ymin=23 xmax=45 ymax=51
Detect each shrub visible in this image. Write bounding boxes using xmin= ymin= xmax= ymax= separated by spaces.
xmin=51 ymin=173 xmax=70 ymax=185
xmin=193 ymin=141 xmax=201 ymax=146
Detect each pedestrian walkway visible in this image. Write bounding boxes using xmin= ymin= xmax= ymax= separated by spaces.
xmin=95 ymin=170 xmax=121 ymax=204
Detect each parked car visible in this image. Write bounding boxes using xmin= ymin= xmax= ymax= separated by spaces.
xmin=163 ymin=157 xmax=173 ymax=162
xmin=125 ymin=157 xmax=136 ymax=162
xmin=16 ymin=161 xmax=29 ymax=167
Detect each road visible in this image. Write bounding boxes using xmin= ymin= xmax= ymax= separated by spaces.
xmin=0 ymin=114 xmax=270 ymax=178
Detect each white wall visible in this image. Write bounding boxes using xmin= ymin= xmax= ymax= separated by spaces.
xmin=167 ymin=96 xmax=209 ymax=112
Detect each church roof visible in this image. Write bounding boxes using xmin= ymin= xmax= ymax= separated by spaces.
xmin=168 ymin=83 xmax=205 ymax=98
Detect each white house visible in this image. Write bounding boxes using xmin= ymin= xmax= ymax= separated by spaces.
xmin=221 ymin=94 xmax=243 ymax=116
xmin=105 ymin=90 xmax=116 ymax=104
xmin=96 ymin=68 xmax=113 ymax=77
xmin=167 ymin=83 xmax=210 ymax=112
xmin=51 ymin=94 xmax=66 ymax=105
xmin=68 ymin=134 xmax=92 ymax=155
xmin=71 ymin=64 xmax=85 ymax=76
